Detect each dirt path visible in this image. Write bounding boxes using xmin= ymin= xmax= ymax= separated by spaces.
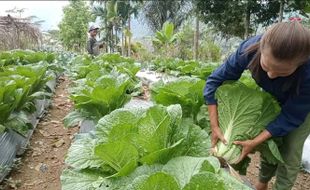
xmin=246 ymin=153 xmax=310 ymax=190
xmin=1 ymin=76 xmax=78 ymax=190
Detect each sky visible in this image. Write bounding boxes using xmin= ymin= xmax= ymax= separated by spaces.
xmin=0 ymin=1 xmax=69 ymax=30
xmin=0 ymin=1 xmax=151 ymax=39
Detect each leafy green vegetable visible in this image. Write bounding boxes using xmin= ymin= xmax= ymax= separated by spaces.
xmin=65 ymin=133 xmax=104 ymax=170
xmin=149 ymin=57 xmax=219 ymax=79
xmin=183 ymin=172 xmax=226 ymax=190
xmin=62 ymin=105 xmax=251 ymax=190
xmin=239 ymin=71 xmax=259 ymax=89
xmin=95 ymin=140 xmax=139 ymax=177
xmin=162 ymin=156 xmax=220 ymax=188
xmin=214 ymin=82 xmax=282 ymax=168
xmin=0 ymin=50 xmax=55 ymax=66
xmin=69 ymin=53 xmax=140 ymax=81
xmin=0 ymin=63 xmax=52 ymax=135
xmin=129 ymin=172 xmax=180 ymax=190
xmin=61 ymin=169 xmax=107 ymax=190
xmin=150 ymin=77 xmax=205 ymax=122
xmin=64 ymin=73 xmax=133 ymax=126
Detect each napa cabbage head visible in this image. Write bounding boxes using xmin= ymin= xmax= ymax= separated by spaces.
xmin=214 ymin=82 xmax=282 ymax=165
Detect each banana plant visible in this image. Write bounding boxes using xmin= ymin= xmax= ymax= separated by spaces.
xmin=152 ymin=22 xmax=181 ymax=57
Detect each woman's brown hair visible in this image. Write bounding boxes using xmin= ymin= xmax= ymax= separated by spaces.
xmin=245 ymin=21 xmax=310 ymax=95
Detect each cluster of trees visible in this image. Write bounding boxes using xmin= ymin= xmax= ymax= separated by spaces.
xmin=57 ymin=0 xmax=310 ymax=59
xmin=197 ymin=0 xmax=310 ymax=39
xmin=58 ymin=1 xmax=93 ymax=52
xmin=91 ymin=0 xmax=142 ymax=56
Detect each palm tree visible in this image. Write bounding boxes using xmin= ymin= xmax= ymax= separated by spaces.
xmin=91 ymin=0 xmax=142 ymax=56
xmin=142 ymin=1 xmax=190 ymax=32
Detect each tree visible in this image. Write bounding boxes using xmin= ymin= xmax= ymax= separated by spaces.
xmin=190 ymin=0 xmax=203 ymax=60
xmin=59 ymin=0 xmax=93 ymax=52
xmin=257 ymin=0 xmax=310 ymax=25
xmin=92 ymin=0 xmax=142 ymax=56
xmin=197 ymin=0 xmax=270 ymax=39
xmin=142 ymin=0 xmax=191 ymax=32
xmin=197 ymin=0 xmax=310 ymax=39
xmin=113 ymin=0 xmax=141 ymax=56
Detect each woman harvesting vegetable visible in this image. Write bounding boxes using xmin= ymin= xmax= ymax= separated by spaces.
xmin=204 ymin=20 xmax=310 ymax=190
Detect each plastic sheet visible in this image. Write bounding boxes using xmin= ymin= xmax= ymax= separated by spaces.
xmin=0 ymin=130 xmax=25 ymax=181
xmin=34 ymin=99 xmax=51 ymax=118
xmin=46 ymin=77 xmax=57 ymax=93
xmin=16 ymin=113 xmax=39 ymax=156
xmin=136 ymin=70 xmax=178 ymax=85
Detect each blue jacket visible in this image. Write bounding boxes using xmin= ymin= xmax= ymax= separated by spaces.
xmin=204 ymin=35 xmax=310 ymax=137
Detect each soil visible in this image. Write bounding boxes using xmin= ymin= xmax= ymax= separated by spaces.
xmin=246 ymin=153 xmax=310 ymax=190
xmin=0 ymin=76 xmax=78 ymax=190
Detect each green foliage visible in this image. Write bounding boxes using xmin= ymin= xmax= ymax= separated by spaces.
xmin=131 ymin=42 xmax=155 ymax=63
xmin=0 ymin=63 xmax=52 ymax=135
xmin=142 ymin=1 xmax=190 ymax=32
xmin=175 ymin=20 xmax=221 ymax=62
xmin=199 ymin=37 xmax=221 ymax=62
xmin=61 ymin=105 xmax=250 ymax=189
xmin=64 ymin=104 xmax=211 ymax=170
xmin=0 ymin=50 xmax=55 ymax=66
xmin=68 ymin=53 xmax=140 ymax=80
xmin=64 ymin=72 xmax=133 ymax=125
xmin=59 ymin=0 xmax=93 ymax=52
xmin=196 ymin=0 xmax=310 ymax=38
xmin=64 ymin=53 xmax=143 ymax=127
xmin=214 ymin=82 xmax=283 ymax=172
xmin=152 ymin=22 xmax=179 ymax=47
xmin=150 ymin=77 xmax=205 ymax=122
xmin=239 ymin=71 xmax=259 ymax=90
xmin=150 ymin=57 xmax=219 ymax=80
xmin=91 ymin=0 xmax=142 ymax=54
xmin=152 ymin=22 xmax=180 ymax=58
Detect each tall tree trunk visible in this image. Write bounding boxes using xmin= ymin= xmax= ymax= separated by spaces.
xmin=194 ymin=16 xmax=199 ymax=60
xmin=278 ymin=0 xmax=284 ymax=22
xmin=128 ymin=15 xmax=131 ymax=57
xmin=111 ymin=28 xmax=114 ymax=53
xmin=244 ymin=2 xmax=251 ymax=39
xmin=121 ymin=29 xmax=125 ymax=56
xmin=115 ymin=26 xmax=118 ymax=53
xmin=125 ymin=31 xmax=128 ymax=56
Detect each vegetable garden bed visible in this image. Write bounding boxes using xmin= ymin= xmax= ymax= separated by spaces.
xmin=2 ymin=53 xmax=308 ymax=189
xmin=0 ymin=50 xmax=64 ymax=182
xmin=60 ymin=54 xmax=258 ymax=189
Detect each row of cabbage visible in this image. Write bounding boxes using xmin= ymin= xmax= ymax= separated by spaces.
xmin=0 ymin=50 xmax=63 ymax=136
xmin=60 ymin=54 xmax=257 ymax=189
xmin=148 ymin=58 xmax=219 ymax=80
xmin=0 ymin=50 xmax=67 ymax=181
xmin=63 ymin=54 xmax=142 ymax=127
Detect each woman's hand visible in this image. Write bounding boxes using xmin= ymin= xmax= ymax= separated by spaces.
xmin=208 ymin=104 xmax=227 ymax=148
xmin=234 ymin=130 xmax=272 ymax=163
xmin=233 ymin=140 xmax=257 ymax=163
xmin=211 ymin=126 xmax=227 ymax=148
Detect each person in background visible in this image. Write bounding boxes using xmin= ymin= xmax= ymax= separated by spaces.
xmin=87 ymin=26 xmax=104 ymax=56
xmin=204 ymin=19 xmax=310 ymax=190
